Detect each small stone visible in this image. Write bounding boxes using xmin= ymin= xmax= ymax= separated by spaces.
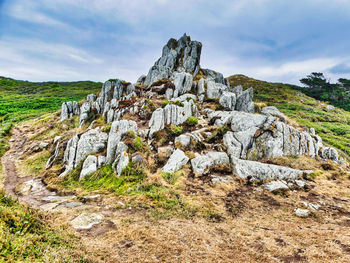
xmin=263 ymin=180 xmax=289 ymax=192
xmin=70 ymin=213 xmax=104 ymax=230
xmin=295 ymin=180 xmax=306 ymax=188
xmin=294 ymin=208 xmax=309 ymax=217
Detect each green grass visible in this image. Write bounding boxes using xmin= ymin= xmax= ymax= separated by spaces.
xmin=0 ymin=191 xmax=89 ymax=262
xmin=229 ymin=74 xmax=350 ymax=158
xmin=61 ymin=163 xmax=193 ymax=214
xmin=0 ymin=77 xmax=101 ymax=177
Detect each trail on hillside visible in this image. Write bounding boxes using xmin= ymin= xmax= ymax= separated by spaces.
xmin=2 ymin=127 xmax=51 ymax=208
xmin=1 ymin=126 xmax=109 ymax=232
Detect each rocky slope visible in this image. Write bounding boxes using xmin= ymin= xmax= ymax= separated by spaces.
xmin=51 ymin=34 xmax=345 ymax=194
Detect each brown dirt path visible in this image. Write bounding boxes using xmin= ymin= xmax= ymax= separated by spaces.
xmin=2 ymin=126 xmax=55 ymax=208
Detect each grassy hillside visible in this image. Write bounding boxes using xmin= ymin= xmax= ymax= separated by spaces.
xmin=0 ymin=191 xmax=89 ymax=262
xmin=229 ymin=75 xmax=350 ymax=158
xmin=0 ymin=77 xmax=101 ymax=159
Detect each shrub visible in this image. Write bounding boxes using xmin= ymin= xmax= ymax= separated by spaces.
xmin=133 ymin=137 xmax=143 ymax=151
xmin=170 ymin=125 xmax=183 ymax=135
xmin=185 ymin=116 xmax=198 ymax=126
xmin=162 ymin=172 xmax=177 ymax=184
xmin=161 ymin=100 xmax=169 ymax=108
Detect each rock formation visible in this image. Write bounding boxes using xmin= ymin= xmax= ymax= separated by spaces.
xmin=52 ymin=34 xmax=345 ymax=184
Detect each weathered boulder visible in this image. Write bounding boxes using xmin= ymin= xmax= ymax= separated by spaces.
xmin=261 ymin=106 xmax=286 ymax=122
xmin=235 ymin=87 xmax=254 ymax=113
xmin=87 ymin=94 xmax=97 ymax=102
xmin=80 ymin=155 xmax=97 ymax=180
xmin=79 ymin=102 xmax=91 ymax=127
xmin=106 ymin=120 xmax=137 ymax=164
xmin=75 ymin=129 xmax=108 ymax=166
xmin=191 ymin=152 xmax=230 ymax=175
xmin=60 ymin=101 xmax=79 ymax=122
xmin=149 ymin=100 xmax=197 ymax=137
xmin=175 ymin=134 xmax=191 ymax=148
xmin=142 ymin=34 xmax=201 ymax=86
xmin=232 ymin=86 xmax=243 ymax=97
xmin=263 ymin=180 xmax=289 ymax=192
xmin=223 ymin=131 xmax=242 ymax=159
xmin=46 ymin=141 xmax=60 ymax=169
xmin=206 ymin=81 xmax=228 ymax=99
xmin=162 ymin=149 xmax=189 ymax=173
xmin=219 ymin=91 xmax=236 ymax=110
xmin=116 ymin=152 xmax=129 ymax=176
xmin=70 ymin=213 xmax=104 ymax=229
xmin=60 ymin=103 xmax=69 ymax=122
xmin=231 ymin=158 xmax=306 ymax=181
xmin=197 ymin=78 xmax=205 ymax=102
xmin=173 ymin=72 xmax=193 ymax=97
xmin=148 ymin=108 xmax=165 ymax=138
xmin=294 ymin=208 xmax=309 ymax=217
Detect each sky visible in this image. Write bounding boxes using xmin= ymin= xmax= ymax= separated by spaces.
xmin=0 ymin=0 xmax=350 ymax=85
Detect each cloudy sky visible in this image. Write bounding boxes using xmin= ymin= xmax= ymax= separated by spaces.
xmin=0 ymin=0 xmax=350 ymax=84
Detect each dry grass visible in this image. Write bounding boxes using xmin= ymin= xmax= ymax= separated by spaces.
xmin=8 ymin=110 xmax=350 ymax=263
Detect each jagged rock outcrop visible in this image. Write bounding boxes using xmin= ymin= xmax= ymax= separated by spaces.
xmin=148 ymin=99 xmax=197 ymax=137
xmin=59 ymin=128 xmax=108 ymax=177
xmin=141 ymin=34 xmax=202 ymax=87
xmin=231 ymin=158 xmax=308 ymax=181
xmin=162 ymin=149 xmax=189 ymax=173
xmin=191 ymin=152 xmax=230 ymax=175
xmin=106 ymin=120 xmax=137 ymax=164
xmin=60 ymin=101 xmax=79 ymax=121
xmin=54 ymin=34 xmax=346 ymax=185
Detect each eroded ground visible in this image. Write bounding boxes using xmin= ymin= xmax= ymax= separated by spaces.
xmin=2 ymin=114 xmax=350 ymax=263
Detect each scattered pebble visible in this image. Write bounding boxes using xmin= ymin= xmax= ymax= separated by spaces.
xmin=70 ymin=213 xmax=104 ymax=230
xmin=295 ymin=208 xmax=309 ymax=217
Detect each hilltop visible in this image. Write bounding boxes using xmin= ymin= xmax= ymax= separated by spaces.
xmin=1 ymin=35 xmax=350 ymax=262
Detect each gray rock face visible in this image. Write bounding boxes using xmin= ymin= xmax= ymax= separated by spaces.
xmin=60 ymin=101 xmax=79 ymax=122
xmin=162 ymin=149 xmax=189 ymax=173
xmin=191 ymin=152 xmax=230 ymax=175
xmin=235 ymin=87 xmax=254 ymax=113
xmin=75 ymin=129 xmax=108 ymax=166
xmin=197 ymin=78 xmax=205 ymax=102
xmin=106 ymin=120 xmax=137 ymax=164
xmin=142 ymin=34 xmax=202 ymax=86
xmin=175 ymin=134 xmax=191 ymax=148
xmin=231 ymin=158 xmax=306 ymax=181
xmin=80 ymin=155 xmax=97 ymax=180
xmin=232 ymin=86 xmax=243 ymax=97
xmin=148 ymin=100 xmax=197 ymax=137
xmin=116 ymin=152 xmax=129 ymax=176
xmin=201 ymin=69 xmax=226 ymax=85
xmin=206 ymin=81 xmax=229 ymax=99
xmin=87 ymin=94 xmax=97 ymax=102
xmin=46 ymin=141 xmax=60 ymax=169
xmin=261 ymin=106 xmax=286 ymax=122
xmin=219 ymin=91 xmax=236 ymax=110
xmin=173 ymin=72 xmax=193 ymax=97
xmin=223 ymin=131 xmax=242 ymax=159
xmin=79 ymin=102 xmax=91 ymax=127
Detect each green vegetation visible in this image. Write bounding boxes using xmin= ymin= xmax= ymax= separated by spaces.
xmin=0 ymin=76 xmax=101 ymax=173
xmin=300 ymin=72 xmax=350 ymax=111
xmin=0 ymin=191 xmax=88 ymax=262
xmin=62 ymin=163 xmax=193 ymax=215
xmin=169 ymin=125 xmax=183 ymax=135
xmin=185 ymin=116 xmax=198 ymax=126
xmin=229 ymin=74 xmax=350 ymax=158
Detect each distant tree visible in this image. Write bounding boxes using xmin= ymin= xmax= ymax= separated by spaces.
xmin=300 ymin=72 xmax=328 ymax=89
xmin=299 ymin=72 xmax=350 ymax=111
